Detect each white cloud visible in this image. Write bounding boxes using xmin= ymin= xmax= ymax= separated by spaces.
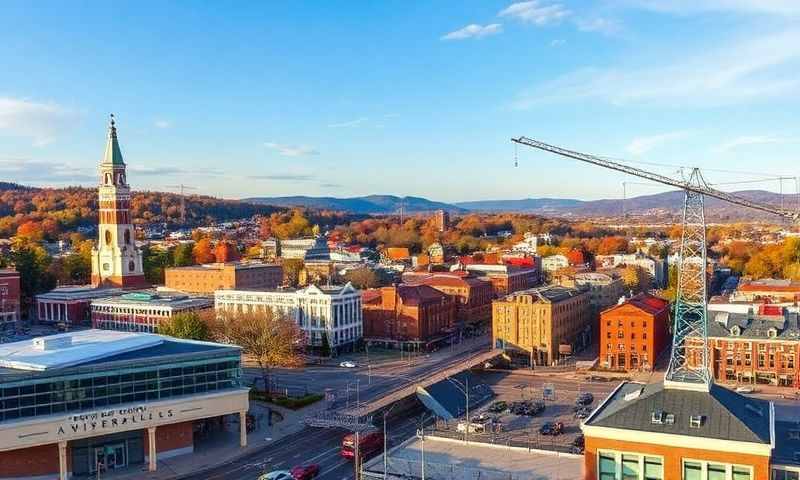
xmin=0 ymin=97 xmax=76 ymax=146
xmin=715 ymin=135 xmax=798 ymax=152
xmin=328 ymin=117 xmax=368 ymax=128
xmin=626 ymin=131 xmax=689 ymax=155
xmin=624 ymin=0 xmax=800 ymax=16
xmin=0 ymin=159 xmax=95 ymax=184
xmin=441 ymin=24 xmax=503 ymax=41
xmin=513 ymin=30 xmax=800 ymax=108
xmin=575 ymin=17 xmax=621 ymax=35
xmin=264 ymin=142 xmax=319 ymax=157
xmin=498 ymin=1 xmax=570 ymax=25
xmin=154 ymin=119 xmax=171 ymax=129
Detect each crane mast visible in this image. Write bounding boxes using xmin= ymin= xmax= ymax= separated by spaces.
xmin=512 ymin=136 xmax=798 ymax=390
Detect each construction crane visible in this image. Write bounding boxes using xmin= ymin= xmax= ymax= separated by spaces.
xmin=512 ymin=136 xmax=799 ymax=389
xmin=165 ymin=184 xmax=197 ymax=225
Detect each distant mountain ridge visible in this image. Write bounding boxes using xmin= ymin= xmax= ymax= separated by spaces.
xmin=244 ymin=195 xmax=468 ymax=214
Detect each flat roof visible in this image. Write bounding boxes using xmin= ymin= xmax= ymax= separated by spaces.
xmin=36 ymin=286 xmax=124 ymax=301
xmin=92 ymin=291 xmax=213 ymax=308
xmin=0 ymin=330 xmax=163 ymax=371
xmin=167 ymin=262 xmax=280 ymax=272
xmin=364 ymin=436 xmax=581 ymax=480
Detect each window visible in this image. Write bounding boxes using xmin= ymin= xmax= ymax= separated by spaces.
xmin=689 ymin=415 xmax=703 ymax=428
xmin=773 ymin=469 xmax=800 ymax=480
xmin=684 ymin=461 xmax=702 ymax=480
xmin=732 ymin=466 xmax=751 ymax=480
xmin=622 ymin=454 xmax=640 ymax=480
xmin=644 ymin=457 xmax=663 ymax=480
xmin=599 ymin=453 xmax=616 ymax=480
xmin=598 ymin=452 xmax=663 ymax=480
xmin=707 ymin=464 xmax=726 ymax=480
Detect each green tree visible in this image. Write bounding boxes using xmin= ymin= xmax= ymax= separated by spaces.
xmin=12 ymin=242 xmax=56 ymax=309
xmin=320 ymin=331 xmax=331 ymax=357
xmin=142 ymin=245 xmax=172 ymax=284
xmin=159 ymin=311 xmax=210 ymax=340
xmin=173 ymin=243 xmax=195 ymax=267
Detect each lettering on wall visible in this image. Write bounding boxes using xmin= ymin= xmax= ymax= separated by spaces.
xmin=56 ymin=406 xmax=174 ymax=437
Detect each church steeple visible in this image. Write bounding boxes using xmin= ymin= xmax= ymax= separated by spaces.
xmin=102 ymin=114 xmax=125 ymax=166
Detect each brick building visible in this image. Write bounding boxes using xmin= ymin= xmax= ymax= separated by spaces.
xmin=685 ymin=307 xmax=800 ymax=388
xmin=600 ymin=293 xmax=670 ymax=372
xmin=582 ymin=381 xmax=773 ymax=480
xmin=403 ymin=273 xmax=493 ymax=328
xmin=0 ymin=268 xmax=21 ymax=331
xmin=492 ymin=285 xmax=591 ymax=366
xmin=164 ymin=262 xmax=282 ymax=294
xmin=362 ymin=285 xmax=456 ymax=348
xmin=453 ymin=263 xmax=539 ymax=297
xmin=35 ymin=286 xmax=123 ymax=327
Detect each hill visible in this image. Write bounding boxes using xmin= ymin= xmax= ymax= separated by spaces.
xmin=244 ymin=195 xmax=467 ymax=214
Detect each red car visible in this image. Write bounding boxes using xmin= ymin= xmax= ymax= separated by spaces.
xmin=290 ymin=464 xmax=320 ymax=480
xmin=341 ymin=429 xmax=384 ymax=459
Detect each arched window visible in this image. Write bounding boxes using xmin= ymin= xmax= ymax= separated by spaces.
xmin=129 ymin=260 xmax=136 ymax=272
xmin=105 ymin=230 xmax=112 ymax=245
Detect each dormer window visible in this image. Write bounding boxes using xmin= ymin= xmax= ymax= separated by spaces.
xmin=768 ymin=328 xmax=778 ymax=338
xmin=689 ymin=415 xmax=704 ymax=428
xmin=731 ymin=325 xmax=741 ymax=336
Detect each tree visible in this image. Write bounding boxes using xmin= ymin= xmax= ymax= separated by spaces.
xmin=320 ymin=331 xmax=331 ymax=358
xmin=343 ymin=268 xmax=380 ymax=289
xmin=12 ymin=242 xmax=56 ymax=308
xmin=159 ymin=311 xmax=211 ymax=340
xmin=16 ymin=221 xmax=44 ymax=243
xmin=282 ymin=259 xmax=304 ymax=287
xmin=621 ymin=265 xmax=650 ymax=294
xmin=214 ymin=241 xmax=240 ymax=263
xmin=173 ymin=243 xmax=195 ymax=267
xmin=142 ymin=245 xmax=172 ymax=284
xmin=213 ymin=308 xmax=304 ymax=392
xmin=193 ymin=238 xmax=215 ymax=264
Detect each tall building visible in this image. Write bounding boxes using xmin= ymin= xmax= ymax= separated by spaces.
xmin=90 ymin=116 xmax=147 ymax=289
xmin=492 ymin=285 xmax=591 ymax=366
xmin=600 ymin=293 xmax=670 ymax=372
xmin=214 ymin=283 xmax=363 ymax=350
xmin=433 ymin=209 xmax=449 ymax=232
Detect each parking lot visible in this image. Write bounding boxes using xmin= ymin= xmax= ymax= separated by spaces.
xmin=430 ymin=369 xmax=620 ymax=453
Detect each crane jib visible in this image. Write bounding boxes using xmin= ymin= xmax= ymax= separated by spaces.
xmin=511 ymin=136 xmax=799 ymax=223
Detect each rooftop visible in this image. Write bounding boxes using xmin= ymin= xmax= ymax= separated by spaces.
xmin=92 ymin=291 xmax=213 ymax=309
xmin=502 ymin=285 xmax=583 ymax=304
xmin=167 ymin=261 xmax=280 ymax=272
xmin=36 ymin=285 xmax=124 ymax=301
xmin=584 ymin=381 xmax=772 ymax=445
xmin=603 ymin=293 xmax=669 ymax=316
xmin=738 ymin=279 xmax=800 ymax=292
xmin=709 ymin=310 xmax=800 ymax=340
xmin=0 ymin=329 xmax=238 ymax=378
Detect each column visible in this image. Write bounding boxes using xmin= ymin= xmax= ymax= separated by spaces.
xmin=65 ymin=303 xmax=70 ymax=324
xmin=239 ymin=411 xmax=248 ymax=447
xmin=148 ymin=427 xmax=157 ymax=471
xmin=58 ymin=441 xmax=68 ymax=480
xmin=37 ymin=301 xmax=42 ymax=322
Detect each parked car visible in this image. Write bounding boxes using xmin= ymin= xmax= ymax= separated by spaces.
xmin=339 ymin=361 xmax=357 ymax=368
xmin=290 ymin=464 xmax=320 ymax=480
xmin=574 ymin=407 xmax=592 ymax=419
xmin=576 ymin=392 xmax=594 ymax=406
xmin=487 ymin=401 xmax=508 ymax=413
xmin=341 ymin=429 xmax=384 ymax=459
xmin=510 ymin=400 xmax=545 ymax=416
xmin=539 ymin=421 xmax=564 ymax=436
xmin=259 ymin=471 xmax=294 ymax=480
xmin=570 ymin=434 xmax=585 ymax=454
xmin=457 ymin=421 xmax=485 ymax=434
xmin=735 ymin=386 xmax=755 ymax=394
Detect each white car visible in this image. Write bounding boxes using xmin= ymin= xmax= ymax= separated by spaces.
xmin=456 ymin=422 xmax=485 ymax=434
xmin=339 ymin=361 xmax=357 ymax=368
xmin=736 ymin=386 xmax=755 ymax=394
xmin=259 ymin=470 xmax=293 ymax=480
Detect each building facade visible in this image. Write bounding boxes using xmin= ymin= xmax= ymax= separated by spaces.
xmin=0 ymin=268 xmax=21 ymax=332
xmin=214 ymin=283 xmax=363 ymax=349
xmin=686 ymin=308 xmax=800 ymax=388
xmin=595 ymin=253 xmax=669 ymax=289
xmin=433 ymin=209 xmax=449 ymax=232
xmin=362 ymin=285 xmax=456 ymax=347
xmin=557 ymin=272 xmax=626 ymax=315
xmin=91 ymin=292 xmax=213 ymax=333
xmin=0 ymin=330 xmax=248 ymax=480
xmin=600 ymin=293 xmax=670 ymax=372
xmin=90 ymin=116 xmax=147 ymax=289
xmin=492 ymin=285 xmax=591 ymax=366
xmin=733 ymin=279 xmax=800 ymax=303
xmin=164 ymin=262 xmax=283 ymax=294
xmin=35 ymin=287 xmax=124 ymax=327
xmin=454 ymin=264 xmax=539 ymax=297
xmin=403 ymin=273 xmax=493 ymax=328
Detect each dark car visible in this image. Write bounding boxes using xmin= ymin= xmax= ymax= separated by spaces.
xmin=539 ymin=421 xmax=564 ymax=436
xmin=510 ymin=400 xmax=544 ymax=416
xmin=576 ymin=392 xmax=594 ymax=406
xmin=570 ymin=434 xmax=585 ymax=454
xmin=290 ymin=464 xmax=320 ymax=480
xmin=488 ymin=401 xmax=508 ymax=413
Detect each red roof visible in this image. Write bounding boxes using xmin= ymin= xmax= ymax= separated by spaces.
xmin=361 ymin=289 xmax=382 ymax=304
xmin=396 ymin=284 xmax=449 ymax=305
xmin=504 ymin=257 xmax=535 ymax=267
xmin=606 ymin=293 xmax=669 ymax=315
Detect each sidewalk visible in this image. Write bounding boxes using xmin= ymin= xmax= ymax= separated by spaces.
xmin=100 ymin=400 xmax=328 ymax=480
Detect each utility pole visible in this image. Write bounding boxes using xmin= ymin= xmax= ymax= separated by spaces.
xmin=165 ymin=184 xmax=197 ymax=225
xmin=354 ymin=430 xmax=361 ymax=480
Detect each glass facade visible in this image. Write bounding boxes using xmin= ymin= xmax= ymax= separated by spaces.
xmin=0 ymin=356 xmax=241 ymax=423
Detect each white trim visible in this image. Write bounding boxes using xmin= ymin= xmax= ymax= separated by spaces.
xmin=681 ymin=457 xmax=754 ymax=480
xmin=583 ymin=381 xmax=630 ymax=425
xmin=597 ymin=449 xmax=665 ymax=480
xmin=581 ymin=424 xmax=773 ymax=457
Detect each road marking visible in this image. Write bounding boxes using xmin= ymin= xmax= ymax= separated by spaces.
xmin=306 ymin=446 xmax=341 ymax=463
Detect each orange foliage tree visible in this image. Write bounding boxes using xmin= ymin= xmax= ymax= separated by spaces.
xmin=193 ymin=238 xmax=216 ymax=264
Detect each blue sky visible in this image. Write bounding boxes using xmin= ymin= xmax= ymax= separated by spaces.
xmin=1 ymin=1 xmax=799 ymax=202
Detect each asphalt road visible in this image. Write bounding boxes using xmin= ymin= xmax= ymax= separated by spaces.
xmin=198 ymin=407 xmax=426 ymax=480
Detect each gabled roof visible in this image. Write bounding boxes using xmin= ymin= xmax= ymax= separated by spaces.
xmin=102 ymin=115 xmax=125 ymax=166
xmin=603 ymin=293 xmax=669 ymax=316
xmin=585 ymin=381 xmax=772 ymax=445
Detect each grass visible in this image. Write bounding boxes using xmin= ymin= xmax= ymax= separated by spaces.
xmin=249 ymin=390 xmax=324 ymax=410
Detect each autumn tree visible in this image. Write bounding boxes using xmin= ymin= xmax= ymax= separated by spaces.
xmin=621 ymin=265 xmax=651 ymax=294
xmin=213 ymin=308 xmax=304 ymax=392
xmin=193 ymin=238 xmax=216 ymax=264
xmin=597 ymin=236 xmax=630 ymax=255
xmin=159 ymin=311 xmax=211 ymax=340
xmin=16 ymin=221 xmax=44 ymax=243
xmin=343 ymin=267 xmax=381 ymax=289
xmin=282 ymin=259 xmax=304 ymax=287
xmin=11 ymin=242 xmax=56 ymax=307
xmin=173 ymin=243 xmax=194 ymax=267
xmin=214 ymin=241 xmax=240 ymax=263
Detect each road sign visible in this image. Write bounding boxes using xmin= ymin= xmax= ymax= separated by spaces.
xmin=543 ymin=383 xmax=556 ymax=401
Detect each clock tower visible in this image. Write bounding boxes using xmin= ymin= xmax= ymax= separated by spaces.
xmin=91 ymin=115 xmax=148 ymax=288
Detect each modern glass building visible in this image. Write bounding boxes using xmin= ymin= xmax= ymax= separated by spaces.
xmin=0 ymin=330 xmax=249 ymax=479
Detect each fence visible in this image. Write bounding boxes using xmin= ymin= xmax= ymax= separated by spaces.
xmin=364 ymin=453 xmax=575 ymax=480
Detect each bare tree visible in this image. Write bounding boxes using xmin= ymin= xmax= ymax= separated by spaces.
xmin=213 ymin=308 xmax=305 ymax=392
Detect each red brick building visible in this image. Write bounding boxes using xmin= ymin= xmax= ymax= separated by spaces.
xmin=402 ymin=273 xmax=493 ymax=328
xmin=600 ymin=293 xmax=670 ymax=372
xmin=455 ymin=263 xmax=539 ymax=297
xmin=0 ymin=268 xmax=20 ymax=331
xmin=686 ymin=307 xmax=800 ymax=388
xmin=734 ymin=279 xmax=800 ymax=302
xmin=362 ymin=285 xmax=456 ymax=348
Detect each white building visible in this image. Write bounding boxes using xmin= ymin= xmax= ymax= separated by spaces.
xmin=542 ymin=254 xmax=569 ymax=272
xmin=512 ymin=232 xmax=539 ymax=255
xmin=595 ymin=253 xmax=669 ymax=288
xmin=214 ymin=283 xmax=362 ymax=350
